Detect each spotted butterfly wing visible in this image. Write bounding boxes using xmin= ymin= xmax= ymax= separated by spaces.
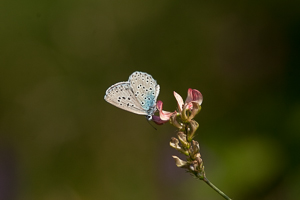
xmin=104 ymin=82 xmax=147 ymax=115
xmin=104 ymin=71 xmax=160 ymax=118
xmin=128 ymin=71 xmax=160 ymax=116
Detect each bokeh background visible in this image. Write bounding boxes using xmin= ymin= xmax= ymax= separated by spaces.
xmin=1 ymin=0 xmax=300 ymax=199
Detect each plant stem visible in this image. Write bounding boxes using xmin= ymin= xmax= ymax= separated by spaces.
xmin=202 ymin=177 xmax=232 ymax=200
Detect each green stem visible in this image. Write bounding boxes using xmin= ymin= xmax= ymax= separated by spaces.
xmin=202 ymin=177 xmax=232 ymax=200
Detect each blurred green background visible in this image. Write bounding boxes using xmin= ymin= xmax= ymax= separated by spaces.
xmin=1 ymin=0 xmax=300 ymax=199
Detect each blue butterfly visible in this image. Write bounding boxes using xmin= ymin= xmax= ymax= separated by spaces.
xmin=104 ymin=71 xmax=160 ymax=120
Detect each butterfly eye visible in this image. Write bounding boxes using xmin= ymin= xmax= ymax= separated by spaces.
xmin=146 ymin=115 xmax=152 ymax=120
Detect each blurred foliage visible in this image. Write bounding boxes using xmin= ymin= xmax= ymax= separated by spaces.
xmin=0 ymin=0 xmax=300 ymax=200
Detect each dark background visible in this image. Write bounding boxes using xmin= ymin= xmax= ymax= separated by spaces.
xmin=1 ymin=0 xmax=300 ymax=199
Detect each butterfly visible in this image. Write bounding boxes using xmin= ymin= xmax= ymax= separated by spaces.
xmin=104 ymin=71 xmax=160 ymax=120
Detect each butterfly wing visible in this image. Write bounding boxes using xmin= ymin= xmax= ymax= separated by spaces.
xmin=104 ymin=81 xmax=148 ymax=115
xmin=128 ymin=71 xmax=160 ymax=115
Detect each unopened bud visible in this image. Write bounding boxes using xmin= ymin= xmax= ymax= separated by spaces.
xmin=177 ymin=132 xmax=188 ymax=148
xmin=170 ymin=137 xmax=189 ymax=156
xmin=172 ymin=156 xmax=188 ymax=168
xmin=191 ymin=160 xmax=199 ymax=171
xmin=192 ymin=140 xmax=200 ymax=154
xmin=188 ymin=103 xmax=201 ymax=120
xmin=170 ymin=137 xmax=181 ymax=150
xmin=194 ymin=153 xmax=201 ymax=159
xmin=170 ymin=114 xmax=183 ymax=130
xmin=195 ymin=156 xmax=203 ymax=166
xmin=187 ymin=120 xmax=199 ymax=141
xmin=181 ymin=105 xmax=189 ymax=122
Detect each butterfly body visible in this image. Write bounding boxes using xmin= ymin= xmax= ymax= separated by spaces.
xmin=104 ymin=71 xmax=160 ymax=120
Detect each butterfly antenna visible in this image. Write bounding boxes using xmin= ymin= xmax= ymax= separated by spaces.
xmin=147 ymin=119 xmax=157 ymax=130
